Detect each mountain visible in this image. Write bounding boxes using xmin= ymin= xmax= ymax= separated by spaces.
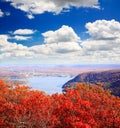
xmin=62 ymin=70 xmax=120 ymax=96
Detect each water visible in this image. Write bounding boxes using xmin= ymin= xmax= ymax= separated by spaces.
xmin=26 ymin=76 xmax=72 ymax=94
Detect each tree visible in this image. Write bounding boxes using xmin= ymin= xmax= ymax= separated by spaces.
xmin=0 ymin=79 xmax=120 ymax=127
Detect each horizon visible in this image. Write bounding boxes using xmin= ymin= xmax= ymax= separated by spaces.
xmin=0 ymin=63 xmax=120 ymax=67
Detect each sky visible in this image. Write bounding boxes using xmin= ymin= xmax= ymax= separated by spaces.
xmin=0 ymin=0 xmax=120 ymax=65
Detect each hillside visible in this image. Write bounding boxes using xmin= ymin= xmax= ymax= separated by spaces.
xmin=62 ymin=70 xmax=120 ymax=96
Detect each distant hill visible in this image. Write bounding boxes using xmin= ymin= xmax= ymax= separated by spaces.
xmin=62 ymin=70 xmax=120 ymax=96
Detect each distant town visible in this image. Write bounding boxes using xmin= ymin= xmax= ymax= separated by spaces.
xmin=0 ymin=64 xmax=120 ymax=80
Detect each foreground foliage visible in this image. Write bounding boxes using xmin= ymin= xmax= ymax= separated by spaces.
xmin=0 ymin=80 xmax=120 ymax=128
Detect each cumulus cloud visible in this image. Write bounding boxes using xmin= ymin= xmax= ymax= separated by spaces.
xmin=5 ymin=0 xmax=99 ymax=18
xmin=41 ymin=25 xmax=81 ymax=53
xmin=30 ymin=25 xmax=82 ymax=55
xmin=85 ymin=19 xmax=120 ymax=40
xmin=0 ymin=35 xmax=33 ymax=59
xmin=81 ymin=20 xmax=120 ymax=63
xmin=0 ymin=20 xmax=120 ymax=64
xmin=81 ymin=39 xmax=116 ymax=52
xmin=42 ymin=25 xmax=81 ymax=44
xmin=53 ymin=42 xmax=81 ymax=53
xmin=0 ymin=25 xmax=82 ymax=62
xmin=82 ymin=20 xmax=120 ymax=52
xmin=13 ymin=29 xmax=36 ymax=35
xmin=30 ymin=42 xmax=81 ymax=55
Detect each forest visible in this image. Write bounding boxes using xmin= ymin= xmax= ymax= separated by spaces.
xmin=0 ymin=79 xmax=120 ymax=128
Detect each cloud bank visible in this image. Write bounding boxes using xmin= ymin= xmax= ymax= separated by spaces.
xmin=0 ymin=20 xmax=120 ymax=64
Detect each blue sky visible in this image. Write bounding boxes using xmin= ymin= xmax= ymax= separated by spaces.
xmin=0 ymin=0 xmax=120 ymax=65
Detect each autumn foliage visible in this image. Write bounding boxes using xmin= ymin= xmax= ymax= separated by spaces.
xmin=0 ymin=80 xmax=120 ymax=128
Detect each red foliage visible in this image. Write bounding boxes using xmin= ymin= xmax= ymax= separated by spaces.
xmin=0 ymin=80 xmax=120 ymax=128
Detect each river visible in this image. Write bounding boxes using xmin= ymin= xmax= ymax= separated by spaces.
xmin=26 ymin=76 xmax=72 ymax=94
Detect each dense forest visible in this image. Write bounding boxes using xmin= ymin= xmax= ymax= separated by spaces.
xmin=0 ymin=79 xmax=120 ymax=128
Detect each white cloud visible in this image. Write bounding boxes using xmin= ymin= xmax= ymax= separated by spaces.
xmin=85 ymin=19 xmax=120 ymax=40
xmin=0 ymin=35 xmax=33 ymax=59
xmin=30 ymin=42 xmax=81 ymax=55
xmin=30 ymin=44 xmax=52 ymax=55
xmin=82 ymin=20 xmax=120 ymax=52
xmin=52 ymin=42 xmax=81 ymax=53
xmin=14 ymin=35 xmax=31 ymax=40
xmin=0 ymin=9 xmax=4 ymax=17
xmin=81 ymin=20 xmax=120 ymax=63
xmin=5 ymin=0 xmax=99 ymax=18
xmin=13 ymin=29 xmax=36 ymax=35
xmin=29 ymin=25 xmax=82 ymax=56
xmin=0 ymin=20 xmax=120 ymax=64
xmin=42 ymin=25 xmax=81 ymax=44
xmin=0 ymin=26 xmax=82 ymax=63
xmin=0 ymin=35 xmax=8 ymax=41
xmin=81 ymin=39 xmax=116 ymax=52
xmin=41 ymin=25 xmax=81 ymax=54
